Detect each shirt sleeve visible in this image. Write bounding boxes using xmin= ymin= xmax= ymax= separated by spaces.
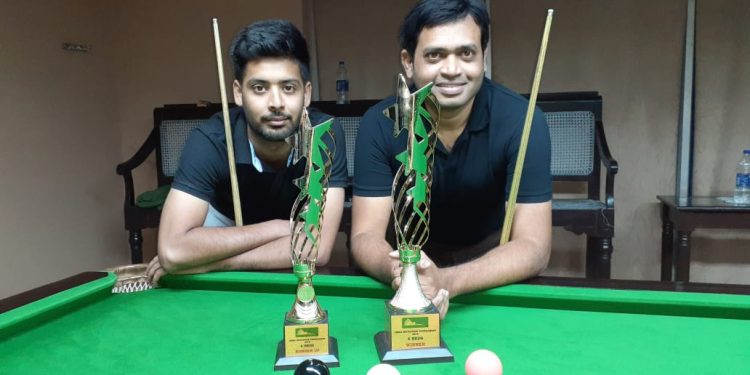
xmin=171 ymin=128 xmax=226 ymax=203
xmin=353 ymin=105 xmax=396 ymax=197
xmin=326 ymin=118 xmax=348 ymax=188
xmin=505 ymin=107 xmax=553 ymax=203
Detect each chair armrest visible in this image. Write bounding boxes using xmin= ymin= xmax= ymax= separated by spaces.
xmin=595 ymin=121 xmax=618 ymax=175
xmin=595 ymin=121 xmax=618 ymax=208
xmin=115 ymin=129 xmax=157 ymax=206
xmin=116 ymin=129 xmax=157 ymax=176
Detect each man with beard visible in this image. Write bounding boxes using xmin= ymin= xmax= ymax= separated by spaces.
xmin=147 ymin=20 xmax=347 ymax=282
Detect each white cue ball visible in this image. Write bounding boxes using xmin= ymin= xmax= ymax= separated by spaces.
xmin=465 ymin=349 xmax=503 ymax=375
xmin=367 ymin=363 xmax=401 ymax=375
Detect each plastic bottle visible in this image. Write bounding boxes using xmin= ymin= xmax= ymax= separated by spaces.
xmin=336 ymin=61 xmax=349 ymax=104
xmin=735 ymin=149 xmax=750 ymax=204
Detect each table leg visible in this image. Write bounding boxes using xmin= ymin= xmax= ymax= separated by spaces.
xmin=675 ymin=231 xmax=691 ymax=282
xmin=660 ymin=214 xmax=674 ymax=281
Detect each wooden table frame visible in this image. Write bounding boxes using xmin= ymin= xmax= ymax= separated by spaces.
xmin=6 ymin=267 xmax=750 ymax=315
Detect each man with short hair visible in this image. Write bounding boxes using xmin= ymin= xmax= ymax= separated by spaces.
xmin=351 ymin=0 xmax=552 ymax=309
xmin=147 ymin=20 xmax=347 ymax=282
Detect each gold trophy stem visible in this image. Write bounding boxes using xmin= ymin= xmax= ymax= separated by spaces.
xmin=286 ymin=273 xmax=324 ymax=323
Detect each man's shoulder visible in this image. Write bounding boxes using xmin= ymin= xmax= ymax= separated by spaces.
xmin=362 ymin=96 xmax=397 ymax=123
xmin=483 ymin=79 xmax=532 ymax=112
xmin=308 ymin=107 xmax=333 ymax=126
xmin=193 ymin=106 xmax=244 ymax=141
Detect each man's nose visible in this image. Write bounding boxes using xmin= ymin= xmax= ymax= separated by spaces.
xmin=440 ymin=54 xmax=460 ymax=78
xmin=268 ymin=86 xmax=284 ymax=111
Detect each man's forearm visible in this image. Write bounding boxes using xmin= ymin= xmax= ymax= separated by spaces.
xmin=217 ymin=235 xmax=295 ymax=270
xmin=158 ymin=236 xmax=293 ymax=277
xmin=351 ymin=232 xmax=395 ymax=284
xmin=159 ymin=220 xmax=288 ymax=272
xmin=443 ymin=237 xmax=550 ymax=297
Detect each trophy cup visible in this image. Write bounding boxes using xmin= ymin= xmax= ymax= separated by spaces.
xmin=274 ymin=110 xmax=339 ymax=371
xmin=374 ymin=74 xmax=454 ymax=364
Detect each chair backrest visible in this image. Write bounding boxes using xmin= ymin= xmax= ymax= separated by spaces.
xmin=544 ymin=111 xmax=595 ymax=177
xmin=535 ymin=92 xmax=603 ymax=182
xmin=154 ymin=103 xmax=225 ymax=186
xmin=535 ymin=92 xmax=604 ymax=200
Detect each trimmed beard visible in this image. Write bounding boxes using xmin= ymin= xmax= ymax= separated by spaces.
xmin=247 ymin=114 xmax=299 ymax=142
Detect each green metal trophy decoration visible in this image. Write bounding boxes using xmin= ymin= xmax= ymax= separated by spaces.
xmin=374 ymin=74 xmax=454 ymax=364
xmin=274 ymin=109 xmax=339 ymax=371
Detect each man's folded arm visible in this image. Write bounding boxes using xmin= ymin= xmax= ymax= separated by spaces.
xmin=350 ymin=195 xmax=398 ymax=283
xmin=441 ymin=201 xmax=552 ymax=297
xmin=157 ymin=188 xmax=289 ymax=273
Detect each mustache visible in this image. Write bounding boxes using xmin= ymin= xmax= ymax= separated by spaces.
xmin=261 ymin=112 xmax=292 ymax=121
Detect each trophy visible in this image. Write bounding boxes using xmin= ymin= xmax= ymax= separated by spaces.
xmin=274 ymin=110 xmax=339 ymax=371
xmin=374 ymin=74 xmax=454 ymax=364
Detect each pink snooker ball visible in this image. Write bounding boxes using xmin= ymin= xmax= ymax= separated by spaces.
xmin=465 ymin=349 xmax=503 ymax=375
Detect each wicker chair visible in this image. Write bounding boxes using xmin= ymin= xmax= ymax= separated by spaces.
xmin=535 ymin=92 xmax=618 ymax=278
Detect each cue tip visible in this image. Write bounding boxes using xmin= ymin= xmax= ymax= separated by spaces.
xmin=547 ymin=9 xmax=554 ymax=15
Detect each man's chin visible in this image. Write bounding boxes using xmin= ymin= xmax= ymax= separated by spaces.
xmin=434 ymin=96 xmax=471 ymax=111
xmin=263 ymin=129 xmax=296 ymax=142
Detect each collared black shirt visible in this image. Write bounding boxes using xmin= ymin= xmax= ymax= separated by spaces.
xmin=354 ymin=78 xmax=551 ymax=246
xmin=173 ymin=106 xmax=348 ymax=223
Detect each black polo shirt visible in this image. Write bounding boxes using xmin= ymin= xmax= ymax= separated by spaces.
xmin=173 ymin=106 xmax=348 ymax=223
xmin=353 ymin=78 xmax=551 ymax=247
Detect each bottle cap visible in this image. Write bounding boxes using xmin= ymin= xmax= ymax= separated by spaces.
xmin=744 ymin=149 xmax=750 ymax=154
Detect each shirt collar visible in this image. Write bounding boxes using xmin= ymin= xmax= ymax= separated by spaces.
xmin=464 ymin=78 xmax=491 ymax=133
xmin=231 ymin=108 xmax=252 ymax=165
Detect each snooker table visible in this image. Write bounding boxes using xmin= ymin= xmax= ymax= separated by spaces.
xmin=1 ymin=270 xmax=749 ymax=374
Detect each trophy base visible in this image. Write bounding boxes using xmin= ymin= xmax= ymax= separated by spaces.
xmin=374 ymin=302 xmax=454 ymax=365
xmin=273 ymin=337 xmax=340 ymax=371
xmin=374 ymin=332 xmax=453 ymax=365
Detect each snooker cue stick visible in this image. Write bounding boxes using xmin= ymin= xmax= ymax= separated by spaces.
xmin=500 ymin=9 xmax=554 ymax=245
xmin=212 ymin=18 xmax=243 ymax=226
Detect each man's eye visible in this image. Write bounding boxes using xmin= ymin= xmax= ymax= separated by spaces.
xmin=283 ymin=85 xmax=296 ymax=93
xmin=461 ymin=49 xmax=475 ymax=59
xmin=252 ymin=85 xmax=266 ymax=93
xmin=426 ymin=52 xmax=441 ymax=61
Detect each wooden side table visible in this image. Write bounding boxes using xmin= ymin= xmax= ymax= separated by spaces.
xmin=658 ymin=195 xmax=750 ymax=282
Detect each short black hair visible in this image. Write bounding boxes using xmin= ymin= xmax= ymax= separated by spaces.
xmin=229 ymin=19 xmax=311 ymax=82
xmin=399 ymin=0 xmax=490 ymax=57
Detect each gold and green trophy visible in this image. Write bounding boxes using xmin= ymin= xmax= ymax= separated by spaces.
xmin=374 ymin=74 xmax=454 ymax=364
xmin=274 ymin=109 xmax=339 ymax=371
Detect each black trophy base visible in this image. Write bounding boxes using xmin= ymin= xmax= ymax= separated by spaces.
xmin=374 ymin=331 xmax=454 ymax=365
xmin=273 ymin=337 xmax=340 ymax=371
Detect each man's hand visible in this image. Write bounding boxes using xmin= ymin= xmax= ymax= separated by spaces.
xmin=146 ymin=255 xmax=228 ymax=286
xmin=388 ymin=251 xmax=451 ymax=319
xmin=146 ymin=255 xmax=167 ymax=286
xmin=432 ymin=288 xmax=450 ymax=319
